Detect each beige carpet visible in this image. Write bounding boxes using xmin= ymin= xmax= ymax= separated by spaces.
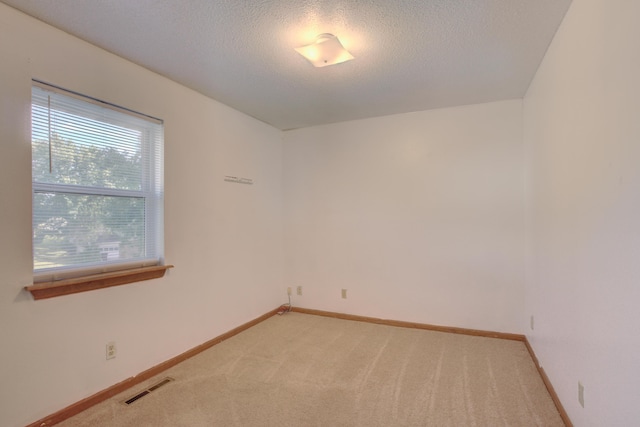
xmin=58 ymin=313 xmax=564 ymax=426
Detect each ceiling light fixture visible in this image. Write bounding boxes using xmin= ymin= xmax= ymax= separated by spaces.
xmin=295 ymin=33 xmax=354 ymax=68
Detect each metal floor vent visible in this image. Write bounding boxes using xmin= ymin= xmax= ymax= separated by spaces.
xmin=122 ymin=377 xmax=174 ymax=406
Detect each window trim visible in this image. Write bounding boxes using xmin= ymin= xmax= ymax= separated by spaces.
xmin=25 ymin=265 xmax=174 ymax=300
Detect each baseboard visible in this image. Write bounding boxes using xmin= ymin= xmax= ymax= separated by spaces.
xmin=291 ymin=307 xmax=526 ymax=341
xmin=26 ymin=307 xmax=280 ymax=427
xmin=524 ymin=338 xmax=573 ymax=427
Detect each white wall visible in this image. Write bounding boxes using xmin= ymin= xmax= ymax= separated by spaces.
xmin=0 ymin=4 xmax=283 ymax=427
xmin=524 ymin=0 xmax=640 ymax=425
xmin=283 ymin=100 xmax=524 ymax=333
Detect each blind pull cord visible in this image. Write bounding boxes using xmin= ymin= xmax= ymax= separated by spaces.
xmin=47 ymin=95 xmax=52 ymax=174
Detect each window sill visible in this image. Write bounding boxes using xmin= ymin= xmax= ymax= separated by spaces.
xmin=25 ymin=265 xmax=174 ymax=300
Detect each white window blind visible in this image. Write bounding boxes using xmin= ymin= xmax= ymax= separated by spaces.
xmin=31 ymin=81 xmax=164 ymax=281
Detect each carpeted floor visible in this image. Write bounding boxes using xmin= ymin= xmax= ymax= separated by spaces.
xmin=58 ymin=313 xmax=564 ymax=426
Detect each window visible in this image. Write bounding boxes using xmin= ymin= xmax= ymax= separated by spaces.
xmin=31 ymin=81 xmax=164 ymax=283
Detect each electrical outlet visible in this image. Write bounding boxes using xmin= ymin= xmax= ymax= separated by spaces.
xmin=106 ymin=342 xmax=116 ymax=360
xmin=530 ymin=315 xmax=534 ymax=330
xmin=297 ymin=286 xmax=302 ymax=296
xmin=287 ymin=287 xmax=292 ymax=296
xmin=341 ymin=289 xmax=347 ymax=299
xmin=578 ymin=382 xmax=584 ymax=407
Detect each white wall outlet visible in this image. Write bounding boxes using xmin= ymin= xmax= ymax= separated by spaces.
xmin=530 ymin=315 xmax=534 ymax=330
xmin=106 ymin=342 xmax=116 ymax=360
xmin=297 ymin=286 xmax=302 ymax=296
xmin=341 ymin=289 xmax=347 ymax=299
xmin=578 ymin=382 xmax=584 ymax=407
xmin=287 ymin=287 xmax=292 ymax=296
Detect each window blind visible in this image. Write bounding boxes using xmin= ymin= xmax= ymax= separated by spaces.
xmin=31 ymin=82 xmax=164 ymax=280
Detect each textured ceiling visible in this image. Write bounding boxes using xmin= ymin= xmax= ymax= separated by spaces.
xmin=2 ymin=0 xmax=572 ymax=130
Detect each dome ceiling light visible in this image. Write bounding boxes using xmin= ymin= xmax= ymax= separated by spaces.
xmin=295 ymin=33 xmax=354 ymax=68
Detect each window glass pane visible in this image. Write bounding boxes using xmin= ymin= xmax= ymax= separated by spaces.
xmin=31 ymin=137 xmax=142 ymax=191
xmin=33 ymin=192 xmax=146 ymax=270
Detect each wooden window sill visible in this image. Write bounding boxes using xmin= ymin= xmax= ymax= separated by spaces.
xmin=25 ymin=265 xmax=174 ymax=300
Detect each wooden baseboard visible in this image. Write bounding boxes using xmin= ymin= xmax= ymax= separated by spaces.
xmin=291 ymin=307 xmax=526 ymax=341
xmin=524 ymin=338 xmax=573 ymax=427
xmin=27 ymin=308 xmax=279 ymax=427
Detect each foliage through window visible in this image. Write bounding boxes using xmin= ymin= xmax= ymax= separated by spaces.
xmin=31 ymin=81 xmax=164 ymax=278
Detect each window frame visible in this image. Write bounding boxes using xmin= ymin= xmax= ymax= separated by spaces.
xmin=27 ymin=81 xmax=169 ymax=298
